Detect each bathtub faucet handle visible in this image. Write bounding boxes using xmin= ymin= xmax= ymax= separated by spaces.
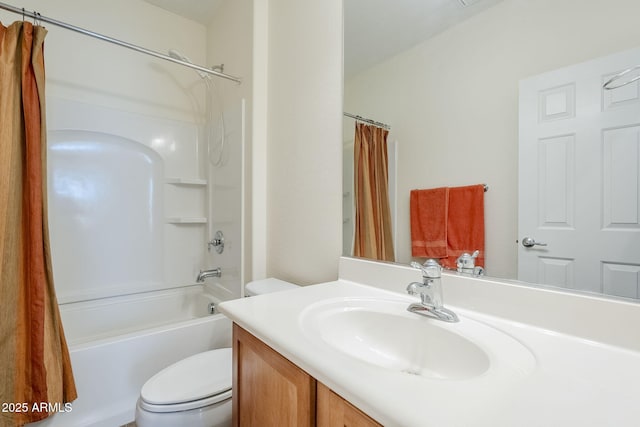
xmin=208 ymin=230 xmax=225 ymax=254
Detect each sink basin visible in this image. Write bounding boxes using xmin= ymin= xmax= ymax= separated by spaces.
xmin=299 ymin=297 xmax=535 ymax=381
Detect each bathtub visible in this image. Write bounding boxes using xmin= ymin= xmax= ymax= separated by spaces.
xmin=29 ymin=285 xmax=232 ymax=427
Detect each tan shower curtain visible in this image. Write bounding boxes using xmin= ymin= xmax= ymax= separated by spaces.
xmin=0 ymin=21 xmax=77 ymax=426
xmin=352 ymin=122 xmax=395 ymax=261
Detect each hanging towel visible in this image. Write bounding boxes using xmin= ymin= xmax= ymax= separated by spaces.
xmin=410 ymin=187 xmax=449 ymax=258
xmin=444 ymin=184 xmax=485 ymax=269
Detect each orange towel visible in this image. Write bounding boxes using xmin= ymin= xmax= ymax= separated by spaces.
xmin=410 ymin=187 xmax=449 ymax=258
xmin=443 ymin=184 xmax=485 ymax=269
xmin=410 ymin=184 xmax=485 ymax=269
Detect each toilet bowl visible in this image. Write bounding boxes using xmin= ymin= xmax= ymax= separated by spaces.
xmin=135 ymin=278 xmax=298 ymax=427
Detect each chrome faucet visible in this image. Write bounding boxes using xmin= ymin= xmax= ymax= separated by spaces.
xmin=456 ymin=250 xmax=484 ymax=276
xmin=406 ymin=259 xmax=458 ymax=322
xmin=196 ymin=267 xmax=222 ymax=283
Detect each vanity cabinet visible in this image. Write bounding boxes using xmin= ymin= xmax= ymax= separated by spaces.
xmin=316 ymin=383 xmax=382 ymax=427
xmin=232 ymin=324 xmax=381 ymax=427
xmin=232 ymin=324 xmax=315 ymax=426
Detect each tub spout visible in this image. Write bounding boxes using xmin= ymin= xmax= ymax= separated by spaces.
xmin=196 ymin=267 xmax=222 ymax=283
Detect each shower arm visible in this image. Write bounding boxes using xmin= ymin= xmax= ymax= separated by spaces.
xmin=0 ymin=1 xmax=241 ymax=84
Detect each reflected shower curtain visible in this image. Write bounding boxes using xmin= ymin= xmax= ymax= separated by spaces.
xmin=352 ymin=122 xmax=395 ymax=261
xmin=0 ymin=21 xmax=77 ymax=426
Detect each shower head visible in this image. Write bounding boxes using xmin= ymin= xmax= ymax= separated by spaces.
xmin=168 ymin=49 xmax=190 ymax=63
xmin=168 ymin=49 xmax=209 ymax=79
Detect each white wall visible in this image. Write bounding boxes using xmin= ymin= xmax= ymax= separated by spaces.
xmin=252 ymin=0 xmax=269 ymax=281
xmin=1 ymin=1 xmax=218 ymax=297
xmin=260 ymin=0 xmax=343 ymax=285
xmin=0 ymin=0 xmax=207 ymax=121
xmin=345 ymin=0 xmax=640 ymax=279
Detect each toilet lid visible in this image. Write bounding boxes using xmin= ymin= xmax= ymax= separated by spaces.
xmin=141 ymin=348 xmax=232 ymax=405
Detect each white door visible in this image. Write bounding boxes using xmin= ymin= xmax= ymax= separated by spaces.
xmin=519 ymin=47 xmax=640 ymax=298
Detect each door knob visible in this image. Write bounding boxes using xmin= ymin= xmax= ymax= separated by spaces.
xmin=522 ymin=237 xmax=547 ymax=248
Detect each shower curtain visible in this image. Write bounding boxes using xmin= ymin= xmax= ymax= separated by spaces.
xmin=352 ymin=122 xmax=395 ymax=262
xmin=0 ymin=21 xmax=77 ymax=426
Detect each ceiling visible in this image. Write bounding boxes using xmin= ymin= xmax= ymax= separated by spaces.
xmin=144 ymin=0 xmax=225 ymax=25
xmin=144 ymin=0 xmax=502 ymax=78
xmin=344 ymin=0 xmax=502 ymax=78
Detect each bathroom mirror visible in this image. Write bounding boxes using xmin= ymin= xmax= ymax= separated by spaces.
xmin=343 ymin=0 xmax=640 ymax=301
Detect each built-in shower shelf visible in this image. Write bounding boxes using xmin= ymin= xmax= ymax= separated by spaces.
xmin=165 ymin=177 xmax=208 ymax=186
xmin=166 ymin=217 xmax=207 ymax=224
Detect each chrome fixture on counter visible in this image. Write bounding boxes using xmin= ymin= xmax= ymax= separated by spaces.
xmin=407 ymin=259 xmax=459 ymax=323
xmin=196 ymin=267 xmax=222 ymax=283
xmin=456 ymin=250 xmax=484 ymax=276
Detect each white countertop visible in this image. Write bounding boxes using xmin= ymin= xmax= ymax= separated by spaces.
xmin=219 ymin=273 xmax=640 ymax=426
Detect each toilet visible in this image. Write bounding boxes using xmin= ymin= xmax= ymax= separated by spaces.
xmin=245 ymin=277 xmax=299 ymax=297
xmin=135 ymin=278 xmax=298 ymax=427
xmin=135 ymin=348 xmax=233 ymax=427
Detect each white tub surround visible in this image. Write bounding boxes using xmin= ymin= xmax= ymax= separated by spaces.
xmin=218 ymin=257 xmax=640 ymax=427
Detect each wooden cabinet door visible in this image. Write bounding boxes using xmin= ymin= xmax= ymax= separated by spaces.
xmin=233 ymin=323 xmax=316 ymax=427
xmin=317 ymin=382 xmax=382 ymax=427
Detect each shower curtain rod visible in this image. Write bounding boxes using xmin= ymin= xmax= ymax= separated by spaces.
xmin=0 ymin=1 xmax=241 ymax=84
xmin=344 ymin=112 xmax=391 ymax=130
xmin=603 ymin=65 xmax=640 ymax=90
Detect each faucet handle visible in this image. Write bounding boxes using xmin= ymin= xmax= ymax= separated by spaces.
xmin=411 ymin=259 xmax=442 ymax=278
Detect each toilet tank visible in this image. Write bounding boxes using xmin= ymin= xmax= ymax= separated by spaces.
xmin=245 ymin=278 xmax=298 ymax=297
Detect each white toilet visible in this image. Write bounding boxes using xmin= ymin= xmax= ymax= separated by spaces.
xmin=245 ymin=277 xmax=299 ymax=297
xmin=135 ymin=278 xmax=298 ymax=427
xmin=135 ymin=348 xmax=233 ymax=427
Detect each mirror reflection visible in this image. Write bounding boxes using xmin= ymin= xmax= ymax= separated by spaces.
xmin=343 ymin=0 xmax=640 ymax=301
